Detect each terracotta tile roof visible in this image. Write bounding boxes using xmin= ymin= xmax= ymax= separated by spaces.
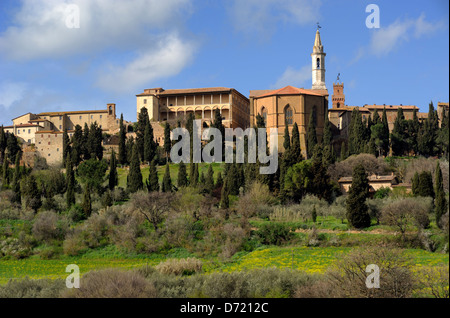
xmin=11 ymin=112 xmax=33 ymax=121
xmin=338 ymin=174 xmax=397 ymax=183
xmin=255 ymin=86 xmax=326 ymax=98
xmin=38 ymin=110 xmax=107 ymax=116
xmin=249 ymin=90 xmax=274 ymax=98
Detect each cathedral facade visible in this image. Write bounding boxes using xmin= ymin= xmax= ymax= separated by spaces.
xmin=249 ymin=28 xmax=329 ymax=158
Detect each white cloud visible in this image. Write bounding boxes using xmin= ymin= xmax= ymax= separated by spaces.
xmin=96 ymin=34 xmax=196 ymax=93
xmin=229 ymin=0 xmax=322 ymax=37
xmin=272 ymin=65 xmax=311 ymax=88
xmin=353 ymin=13 xmax=444 ymax=62
xmin=0 ymin=82 xmax=28 ymax=109
xmin=0 ymin=0 xmax=193 ymax=60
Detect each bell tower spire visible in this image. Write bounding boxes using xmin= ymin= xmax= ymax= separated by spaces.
xmin=311 ymin=24 xmax=326 ymax=90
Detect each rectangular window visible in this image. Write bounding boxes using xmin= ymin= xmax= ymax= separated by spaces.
xmin=144 ymin=99 xmax=147 ymax=104
xmin=28 ymin=129 xmax=31 ymax=134
xmin=79 ymin=116 xmax=82 ymax=120
xmin=100 ymin=115 xmax=102 ymax=119
xmin=57 ymin=148 xmax=59 ymax=152
xmin=59 ymin=125 xmax=62 ymax=129
xmin=18 ymin=130 xmax=20 ymax=134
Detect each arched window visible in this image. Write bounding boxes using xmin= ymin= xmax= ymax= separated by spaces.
xmin=337 ymin=102 xmax=340 ymax=109
xmin=284 ymin=105 xmax=293 ymax=125
xmin=317 ymin=58 xmax=320 ymax=69
xmin=261 ymin=107 xmax=267 ymax=125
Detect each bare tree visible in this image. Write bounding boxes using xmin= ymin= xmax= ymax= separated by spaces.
xmin=130 ymin=192 xmax=172 ymax=231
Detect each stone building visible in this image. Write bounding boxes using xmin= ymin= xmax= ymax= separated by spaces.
xmin=328 ymin=81 xmax=429 ymax=142
xmin=338 ymin=173 xmax=400 ymax=194
xmin=136 ymin=87 xmax=250 ymax=128
xmin=5 ymin=104 xmax=123 ymax=165
xmin=136 ymin=87 xmax=250 ymax=147
xmin=249 ymin=28 xmax=329 ymax=158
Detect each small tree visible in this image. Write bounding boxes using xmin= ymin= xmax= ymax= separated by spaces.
xmin=177 ymin=161 xmax=188 ymax=188
xmin=21 ymin=174 xmax=42 ymax=213
xmin=118 ymin=114 xmax=127 ymax=166
xmin=346 ymin=164 xmax=371 ymax=229
xmin=82 ymin=184 xmax=92 ymax=219
xmin=108 ymin=149 xmax=118 ymax=191
xmin=161 ymin=163 xmax=172 ymax=193
xmin=164 ymin=122 xmax=171 ymax=160
xmin=434 ymin=162 xmax=447 ymax=228
xmin=146 ymin=160 xmax=159 ymax=192
xmin=131 ymin=192 xmax=172 ymax=231
xmin=127 ymin=143 xmax=143 ymax=193
xmin=205 ymin=164 xmax=215 ymax=194
xmin=66 ymin=155 xmax=76 ymax=208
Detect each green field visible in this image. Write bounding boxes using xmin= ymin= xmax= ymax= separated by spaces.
xmin=1 ymin=246 xmax=447 ymax=285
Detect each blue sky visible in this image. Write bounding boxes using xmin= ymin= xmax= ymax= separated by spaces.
xmin=0 ymin=0 xmax=448 ymax=126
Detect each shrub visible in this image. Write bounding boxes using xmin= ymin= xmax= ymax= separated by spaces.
xmin=381 ymin=197 xmax=432 ymax=239
xmin=155 ymin=258 xmax=203 ymax=276
xmin=326 ymin=247 xmax=415 ymax=298
xmin=0 ymin=237 xmax=32 ymax=259
xmin=0 ymin=278 xmax=65 ymax=298
xmin=32 ymin=211 xmax=67 ymax=242
xmin=62 ymin=268 xmax=157 ymax=298
xmin=255 ymin=223 xmax=292 ymax=245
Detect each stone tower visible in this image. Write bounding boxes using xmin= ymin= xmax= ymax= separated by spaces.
xmin=332 ymin=81 xmax=345 ymax=109
xmin=311 ymin=27 xmax=326 ymax=90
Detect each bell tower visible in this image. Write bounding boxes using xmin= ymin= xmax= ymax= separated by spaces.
xmin=311 ymin=24 xmax=326 ymax=90
xmin=332 ymin=74 xmax=345 ymax=108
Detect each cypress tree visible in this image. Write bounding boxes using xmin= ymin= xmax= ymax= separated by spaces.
xmin=71 ymin=125 xmax=83 ymax=166
xmin=417 ymin=171 xmax=434 ymax=198
xmin=220 ymin=176 xmax=230 ymax=209
xmin=205 ymin=164 xmax=214 ymax=194
xmin=177 ymin=161 xmax=188 ymax=188
xmin=137 ymin=107 xmax=149 ymax=161
xmin=312 ymin=205 xmax=317 ymax=223
xmin=346 ymin=164 xmax=371 ymax=229
xmin=126 ymin=136 xmax=135 ymax=165
xmin=391 ymin=108 xmax=407 ymax=156
xmin=127 ymin=143 xmax=143 ymax=193
xmin=66 ymin=155 xmax=76 ymax=208
xmin=63 ymin=129 xmax=71 ymax=164
xmin=164 ymin=122 xmax=171 ymax=160
xmin=161 ymin=162 xmax=172 ymax=192
xmin=21 ymin=174 xmax=42 ymax=213
xmin=2 ymin=157 xmax=9 ymax=187
xmin=291 ymin=122 xmax=302 ymax=161
xmin=199 ymin=171 xmax=206 ymax=184
xmin=372 ymin=109 xmax=381 ymax=125
xmin=118 ymin=113 xmax=127 ymax=165
xmin=348 ymin=108 xmax=365 ymax=155
xmin=83 ymin=123 xmax=91 ymax=160
xmin=146 ymin=159 xmax=160 ymax=192
xmin=306 ymin=110 xmax=317 ymax=158
xmin=434 ymin=162 xmax=447 ymax=228
xmin=322 ymin=111 xmax=333 ymax=146
xmin=283 ymin=120 xmax=291 ymax=151
xmin=6 ymin=134 xmax=20 ymax=164
xmin=12 ymin=154 xmax=21 ymax=204
xmin=82 ymin=184 xmax=92 ymax=218
xmin=0 ymin=126 xmax=6 ymax=164
xmin=108 ymin=149 xmax=118 ymax=191
xmin=144 ymin=120 xmax=156 ymax=164
xmin=215 ymin=171 xmax=223 ymax=189
xmin=381 ymin=107 xmax=390 ymax=156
